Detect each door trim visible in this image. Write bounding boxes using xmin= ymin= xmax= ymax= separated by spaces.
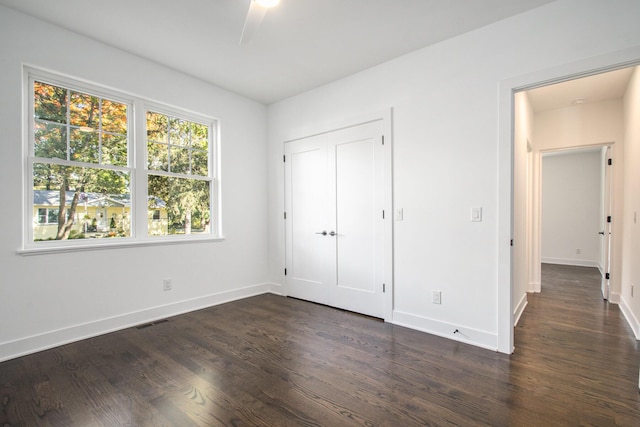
xmin=283 ymin=108 xmax=394 ymax=321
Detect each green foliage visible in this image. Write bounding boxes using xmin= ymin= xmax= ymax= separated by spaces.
xmin=148 ymin=175 xmax=210 ymax=235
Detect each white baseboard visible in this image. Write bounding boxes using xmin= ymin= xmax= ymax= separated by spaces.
xmin=514 ymin=293 xmax=528 ymax=326
xmin=528 ymin=281 xmax=541 ymax=293
xmin=619 ymin=296 xmax=640 ymax=340
xmin=541 ymin=257 xmax=599 ymax=268
xmin=391 ymin=310 xmax=497 ymax=351
xmin=608 ymin=292 xmax=621 ymax=304
xmin=0 ymin=282 xmax=283 ymax=362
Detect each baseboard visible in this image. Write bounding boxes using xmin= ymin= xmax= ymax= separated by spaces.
xmin=528 ymin=281 xmax=541 ymax=293
xmin=0 ymin=282 xmax=283 ymax=362
xmin=541 ymin=257 xmax=599 ymax=268
xmin=391 ymin=310 xmax=497 ymax=351
xmin=514 ymin=293 xmax=528 ymax=326
xmin=619 ymin=296 xmax=640 ymax=340
xmin=608 ymin=292 xmax=621 ymax=304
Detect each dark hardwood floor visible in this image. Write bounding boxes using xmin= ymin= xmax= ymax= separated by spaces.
xmin=1 ymin=264 xmax=639 ymax=426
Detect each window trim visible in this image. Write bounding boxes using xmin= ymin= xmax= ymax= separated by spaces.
xmin=21 ymin=67 xmax=223 ymax=255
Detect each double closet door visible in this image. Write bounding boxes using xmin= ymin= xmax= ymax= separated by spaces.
xmin=284 ymin=120 xmax=386 ymax=318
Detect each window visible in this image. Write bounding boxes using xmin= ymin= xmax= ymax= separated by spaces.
xmin=37 ymin=208 xmax=58 ymax=224
xmin=26 ymin=69 xmax=219 ymax=249
xmin=146 ymin=112 xmax=212 ymax=235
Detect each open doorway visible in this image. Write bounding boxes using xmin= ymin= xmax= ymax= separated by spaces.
xmin=512 ymin=66 xmax=634 ymax=328
xmin=539 ymin=146 xmax=612 ymax=299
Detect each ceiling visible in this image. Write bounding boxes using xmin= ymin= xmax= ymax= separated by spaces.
xmin=526 ymin=66 xmax=635 ymax=113
xmin=0 ymin=0 xmax=555 ymax=104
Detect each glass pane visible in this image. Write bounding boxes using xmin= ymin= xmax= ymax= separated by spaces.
xmin=147 ymin=175 xmax=211 ymax=236
xmin=70 ymin=129 xmax=99 ymax=163
xmin=34 ymin=81 xmax=67 ymax=124
xmin=101 ymin=99 xmax=127 ymax=134
xmin=169 ymin=146 xmax=190 ymax=174
xmin=37 ymin=208 xmax=46 ymax=224
xmin=47 ymin=209 xmax=59 ymax=224
xmin=169 ymin=118 xmax=189 ymax=146
xmin=190 ymin=122 xmax=208 ymax=150
xmin=146 ymin=111 xmax=167 ymax=143
xmin=69 ymin=92 xmax=100 ymax=129
xmin=102 ymin=134 xmax=128 ymax=166
xmin=191 ymin=149 xmax=208 ymax=176
xmin=148 ymin=141 xmax=168 ymax=171
xmin=34 ymin=121 xmax=67 ymax=159
xmin=33 ymin=163 xmax=131 ymax=241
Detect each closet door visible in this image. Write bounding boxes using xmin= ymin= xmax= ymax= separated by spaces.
xmin=285 ymin=120 xmax=385 ymax=318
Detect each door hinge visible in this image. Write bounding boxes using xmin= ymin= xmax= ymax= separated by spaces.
xmin=284 ymin=268 xmax=287 ymax=276
xmin=607 ymin=216 xmax=612 ymax=223
xmin=383 ymin=283 xmax=386 ymax=293
xmin=382 ymin=135 xmax=385 ymax=145
xmin=283 ymin=154 xmax=286 ymax=162
xmin=284 ymin=212 xmax=287 ymax=220
xmin=382 ymin=210 xmax=385 ymax=219
xmin=510 ymin=239 xmax=514 ymax=247
xmin=608 ymin=158 xmax=612 ymax=166
xmin=605 ymin=272 xmax=610 ymax=280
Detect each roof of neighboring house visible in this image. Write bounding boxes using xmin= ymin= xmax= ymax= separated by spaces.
xmin=33 ymin=190 xmax=165 ymax=208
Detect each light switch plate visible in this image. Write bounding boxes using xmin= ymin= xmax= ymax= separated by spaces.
xmin=395 ymin=208 xmax=403 ymax=221
xmin=471 ymin=207 xmax=482 ymax=222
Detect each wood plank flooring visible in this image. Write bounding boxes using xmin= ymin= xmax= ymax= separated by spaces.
xmin=1 ymin=264 xmax=639 ymax=426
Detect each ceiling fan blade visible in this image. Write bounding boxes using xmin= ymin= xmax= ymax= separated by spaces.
xmin=239 ymin=0 xmax=268 ymax=45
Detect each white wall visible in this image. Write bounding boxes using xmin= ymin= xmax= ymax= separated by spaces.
xmin=621 ymin=66 xmax=640 ymax=338
xmin=267 ymin=0 xmax=640 ymax=352
xmin=0 ymin=6 xmax=272 ymax=361
xmin=541 ymin=150 xmax=602 ymax=267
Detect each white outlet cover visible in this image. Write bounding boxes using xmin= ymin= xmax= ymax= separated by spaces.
xmin=471 ymin=207 xmax=482 ymax=222
xmin=432 ymin=290 xmax=441 ymax=304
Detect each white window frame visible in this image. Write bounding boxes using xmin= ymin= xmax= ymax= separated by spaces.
xmin=21 ymin=67 xmax=222 ymax=255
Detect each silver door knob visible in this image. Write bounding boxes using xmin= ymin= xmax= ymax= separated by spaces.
xmin=316 ymin=231 xmax=327 ymax=236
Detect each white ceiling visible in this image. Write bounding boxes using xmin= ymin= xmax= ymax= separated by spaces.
xmin=0 ymin=0 xmax=555 ymax=104
xmin=526 ymin=66 xmax=635 ymax=112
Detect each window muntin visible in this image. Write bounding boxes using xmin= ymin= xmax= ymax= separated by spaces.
xmin=25 ymin=69 xmax=219 ymax=249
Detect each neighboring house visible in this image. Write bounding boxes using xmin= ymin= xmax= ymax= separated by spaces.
xmin=33 ymin=190 xmax=168 ymax=240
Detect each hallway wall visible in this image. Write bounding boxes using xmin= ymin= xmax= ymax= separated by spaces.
xmin=621 ymin=66 xmax=640 ymax=338
xmin=541 ymin=150 xmax=602 ymax=267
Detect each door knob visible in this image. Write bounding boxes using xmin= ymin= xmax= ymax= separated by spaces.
xmin=598 ymin=231 xmax=605 ymax=235
xmin=329 ymin=231 xmax=336 ymax=236
xmin=315 ymin=231 xmax=327 ymax=236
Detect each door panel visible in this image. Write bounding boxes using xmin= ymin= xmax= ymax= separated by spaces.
xmin=285 ymin=135 xmax=330 ymax=304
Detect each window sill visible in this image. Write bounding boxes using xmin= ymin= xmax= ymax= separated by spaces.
xmin=17 ymin=235 xmax=226 ymax=256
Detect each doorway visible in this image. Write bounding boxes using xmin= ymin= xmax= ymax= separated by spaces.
xmin=498 ymin=51 xmax=640 ymax=354
xmin=511 ymin=65 xmax=635 ymax=347
xmin=539 ymin=146 xmax=612 ymax=300
xmin=284 ymin=115 xmax=393 ymax=320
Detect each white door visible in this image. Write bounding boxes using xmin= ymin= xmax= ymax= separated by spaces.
xmin=600 ymin=146 xmax=613 ymax=300
xmin=285 ymin=120 xmax=386 ymax=318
